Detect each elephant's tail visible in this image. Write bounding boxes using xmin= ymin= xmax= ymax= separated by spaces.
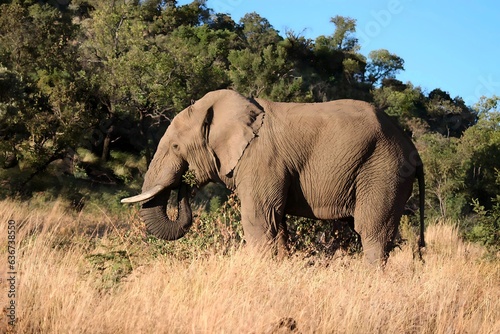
xmin=417 ymin=163 xmax=426 ymax=250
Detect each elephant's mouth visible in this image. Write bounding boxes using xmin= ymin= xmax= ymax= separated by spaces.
xmin=122 ymin=184 xmax=193 ymax=241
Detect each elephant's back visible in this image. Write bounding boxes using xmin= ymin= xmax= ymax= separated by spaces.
xmin=271 ymin=99 xmax=377 ymax=119
xmin=266 ymin=99 xmax=381 ymax=137
xmin=262 ymin=97 xmax=416 ymax=166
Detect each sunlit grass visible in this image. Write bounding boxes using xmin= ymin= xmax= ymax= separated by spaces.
xmin=0 ymin=199 xmax=498 ymax=333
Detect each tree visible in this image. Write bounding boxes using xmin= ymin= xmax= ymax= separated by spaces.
xmin=239 ymin=12 xmax=281 ymax=51
xmin=417 ymin=133 xmax=466 ymax=218
xmin=330 ymin=15 xmax=359 ymax=52
xmin=77 ymin=0 xmax=238 ymax=163
xmin=458 ymin=99 xmax=500 ymax=251
xmin=149 ymin=0 xmax=210 ymax=33
xmin=459 ymin=102 xmax=500 ymax=207
xmin=0 ymin=66 xmax=27 ymax=169
xmin=228 ymin=13 xmax=305 ymax=101
xmin=0 ymin=1 xmax=95 ymax=189
xmin=366 ymin=49 xmax=404 ymax=86
xmin=208 ymin=13 xmax=240 ymax=32
xmin=228 ymin=44 xmax=303 ymax=101
xmin=308 ymin=16 xmax=370 ymax=101
xmin=163 ymin=25 xmax=236 ymax=102
xmin=474 ymin=95 xmax=499 ymax=117
xmin=425 ymin=89 xmax=477 ymax=137
xmin=372 ymin=83 xmax=426 ymax=121
xmin=77 ymin=0 xmax=145 ymax=161
xmin=415 ymin=95 xmax=499 ymax=220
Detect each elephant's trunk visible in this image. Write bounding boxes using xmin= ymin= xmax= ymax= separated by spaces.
xmin=139 ymin=184 xmax=192 ymax=240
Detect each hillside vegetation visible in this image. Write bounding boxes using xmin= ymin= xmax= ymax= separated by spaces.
xmin=0 ymin=199 xmax=499 ymax=333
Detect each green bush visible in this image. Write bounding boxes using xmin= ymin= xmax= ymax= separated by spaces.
xmin=287 ymin=216 xmax=362 ymax=256
xmin=465 ymin=197 xmax=500 ymax=254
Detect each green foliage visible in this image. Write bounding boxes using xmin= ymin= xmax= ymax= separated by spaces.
xmin=367 ymin=49 xmax=404 ymax=86
xmin=228 ymin=44 xmax=304 ymax=101
xmin=0 ymin=1 xmax=97 ymax=186
xmin=164 ymin=24 xmax=235 ymax=101
xmin=464 ymin=188 xmax=500 ymax=255
xmin=425 ymin=89 xmax=477 ymax=137
xmin=239 ymin=12 xmax=281 ymax=51
xmin=0 ymin=66 xmax=26 ymax=167
xmin=193 ymin=193 xmax=244 ymax=252
xmin=182 ymin=169 xmax=198 ymax=187
xmin=373 ymin=83 xmax=426 ymax=120
xmin=146 ymin=193 xmax=244 ymax=257
xmin=459 ymin=109 xmax=500 ymax=203
xmin=418 ymin=133 xmax=466 ymax=218
xmin=107 ymin=150 xmax=146 ymax=184
xmin=329 ymin=15 xmax=359 ymax=52
xmin=287 ymin=216 xmax=362 ymax=257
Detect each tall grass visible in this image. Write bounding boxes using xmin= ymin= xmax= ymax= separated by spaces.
xmin=1 ymin=199 xmax=499 ymax=333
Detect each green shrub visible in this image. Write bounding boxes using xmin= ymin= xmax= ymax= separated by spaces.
xmin=466 ymin=197 xmax=500 ymax=254
xmin=144 ymin=193 xmax=244 ymax=258
xmin=287 ymin=216 xmax=362 ymax=257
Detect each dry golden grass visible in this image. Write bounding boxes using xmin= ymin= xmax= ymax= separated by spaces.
xmin=1 ymin=199 xmax=499 ymax=333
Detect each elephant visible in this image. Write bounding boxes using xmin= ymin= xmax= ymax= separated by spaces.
xmin=122 ymin=89 xmax=425 ymax=264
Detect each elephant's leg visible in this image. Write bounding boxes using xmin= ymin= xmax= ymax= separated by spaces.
xmin=276 ymin=215 xmax=289 ymax=259
xmin=354 ymin=170 xmax=413 ymax=265
xmin=354 ymin=208 xmax=400 ymax=266
xmin=239 ymin=198 xmax=287 ymax=256
xmin=240 ymin=203 xmax=270 ymax=251
xmin=359 ymin=227 xmax=396 ymax=265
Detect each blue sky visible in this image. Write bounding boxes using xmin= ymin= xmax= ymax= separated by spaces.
xmin=177 ymin=0 xmax=500 ymax=106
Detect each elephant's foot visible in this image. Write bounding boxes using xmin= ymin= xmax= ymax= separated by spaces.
xmin=361 ymin=240 xmax=388 ymax=267
xmin=275 ymin=241 xmax=289 ymax=260
xmin=242 ymin=236 xmax=289 ymax=260
xmin=275 ymin=227 xmax=290 ymax=260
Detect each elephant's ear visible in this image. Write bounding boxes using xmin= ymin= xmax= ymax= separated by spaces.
xmin=205 ymin=93 xmax=264 ymax=176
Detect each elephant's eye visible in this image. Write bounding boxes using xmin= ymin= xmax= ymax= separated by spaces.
xmin=172 ymin=143 xmax=180 ymax=151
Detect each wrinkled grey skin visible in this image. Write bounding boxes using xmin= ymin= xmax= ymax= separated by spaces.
xmin=122 ymin=90 xmax=425 ymax=264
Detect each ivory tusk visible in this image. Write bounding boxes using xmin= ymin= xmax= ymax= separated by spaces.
xmin=121 ymin=185 xmax=166 ymax=203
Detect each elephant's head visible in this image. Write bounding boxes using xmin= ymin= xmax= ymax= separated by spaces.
xmin=121 ymin=90 xmax=264 ymax=240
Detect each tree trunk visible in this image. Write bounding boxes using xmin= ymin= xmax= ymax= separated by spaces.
xmin=101 ymin=123 xmax=115 ymax=162
xmin=139 ymin=110 xmax=152 ymax=166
